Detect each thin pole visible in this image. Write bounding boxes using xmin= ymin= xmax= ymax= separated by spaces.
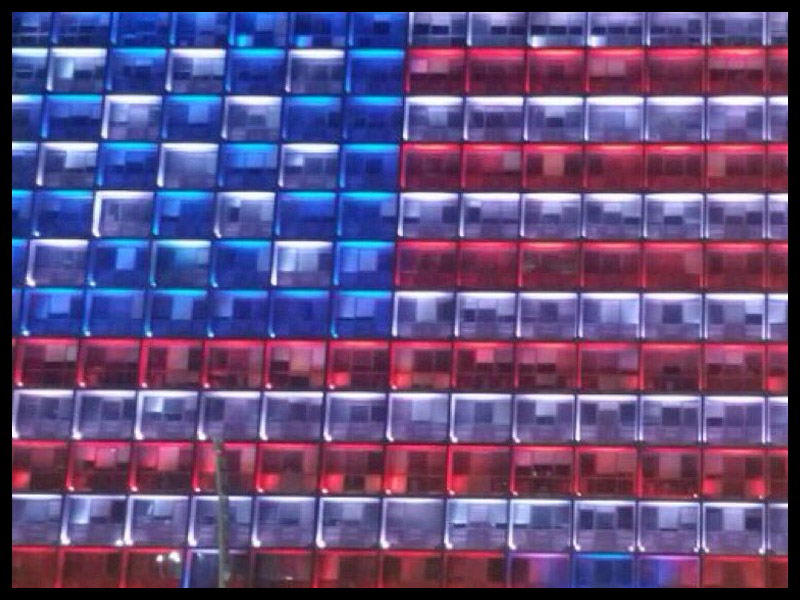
xmin=213 ymin=438 xmax=231 ymax=589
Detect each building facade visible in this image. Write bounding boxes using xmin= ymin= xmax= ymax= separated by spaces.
xmin=12 ymin=12 xmax=788 ymax=588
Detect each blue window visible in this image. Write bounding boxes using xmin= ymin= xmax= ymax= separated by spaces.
xmin=28 ymin=240 xmax=88 ymax=287
xmin=263 ymin=393 xmax=323 ymax=440
xmin=48 ymin=49 xmax=107 ymax=93
xmin=11 ymin=143 xmax=38 ymax=188
xmin=13 ymin=390 xmax=73 ymax=440
xmin=287 ymin=49 xmax=345 ymax=95
xmin=338 ymin=192 xmax=397 ymax=239
xmin=152 ymin=241 xmax=211 ymax=288
xmin=271 ymin=290 xmax=330 ymax=338
xmin=11 ymin=49 xmax=48 ymax=93
xmin=335 ymin=242 xmax=394 ymax=288
xmin=210 ymin=291 xmax=270 ymax=338
xmin=33 ymin=190 xmax=93 ymax=238
xmin=138 ymin=391 xmax=199 ymax=440
xmin=341 ymin=144 xmax=399 ymax=190
xmin=53 ymin=12 xmax=111 ymax=46
xmin=85 ymin=289 xmax=146 ymax=337
xmin=159 ymin=144 xmax=218 ymax=189
xmin=129 ymin=497 xmax=189 ymax=546
xmin=255 ymin=497 xmax=317 ymax=548
xmin=154 ymin=192 xmax=214 ymax=238
xmin=230 ymin=12 xmax=288 ymax=48
xmin=469 ymin=12 xmax=528 ymax=47
xmin=291 ymin=12 xmax=348 ymax=48
xmin=227 ymin=50 xmax=286 ymax=95
xmin=168 ymin=50 xmax=226 ymax=94
xmin=173 ymin=12 xmax=229 ymax=47
xmin=103 ymin=96 xmax=162 ymax=141
xmin=212 ymin=241 xmax=272 ymax=289
xmin=201 ymin=393 xmax=262 ymax=441
xmin=276 ymin=193 xmax=336 ymax=239
xmin=12 ymin=12 xmax=53 ymax=46
xmin=148 ymin=290 xmax=209 ymax=337
xmin=350 ymin=12 xmax=408 ymax=47
xmin=94 ymin=191 xmax=153 ymax=238
xmin=111 ymin=12 xmax=170 ymax=46
xmin=410 ymin=12 xmax=467 ymax=47
xmin=347 ymin=50 xmax=404 ymax=94
xmin=89 ymin=240 xmax=150 ymax=288
xmin=107 ymin=49 xmax=167 ymax=93
xmin=25 ymin=288 xmax=84 ymax=336
xmin=12 ymin=289 xmax=22 ymax=334
xmin=333 ymin=291 xmax=392 ymax=338
xmin=11 ymin=95 xmax=42 ymax=140
xmin=74 ymin=391 xmax=136 ymax=440
xmin=224 ymin=97 xmax=282 ymax=142
xmin=220 ymin=144 xmax=279 ymax=189
xmin=280 ymin=144 xmax=340 ymax=190
xmin=163 ymin=96 xmax=222 ymax=141
xmin=12 ymin=191 xmax=33 ymax=238
xmin=12 ymin=495 xmax=62 ymax=545
xmin=98 ymin=143 xmax=159 ymax=188
xmin=215 ymin=192 xmax=275 ymax=239
xmin=573 ymin=555 xmax=636 ymax=589
xmin=43 ymin=95 xmax=102 ymax=140
xmin=344 ymin=97 xmax=403 ymax=142
xmin=39 ymin=143 xmax=98 ymax=187
xmin=283 ymin=97 xmax=342 ymax=142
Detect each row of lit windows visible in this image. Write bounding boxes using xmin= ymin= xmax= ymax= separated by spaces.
xmin=12 ymin=192 xmax=790 ymax=241
xmin=11 ymin=548 xmax=789 ymax=589
xmin=12 ymin=389 xmax=788 ymax=446
xmin=13 ymin=142 xmax=788 ymax=192
xmin=11 ymin=438 xmax=788 ymax=499
xmin=12 ymin=12 xmax=789 ymax=49
xmin=13 ymin=289 xmax=789 ymax=341
xmin=12 ymin=47 xmax=789 ymax=96
xmin=11 ymin=338 xmax=789 ymax=394
xmin=12 ymin=95 xmax=789 ymax=144
xmin=12 ymin=494 xmax=788 ymax=556
xmin=14 ymin=240 xmax=788 ymax=292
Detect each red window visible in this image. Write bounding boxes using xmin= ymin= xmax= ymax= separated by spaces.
xmin=123 ymin=550 xmax=182 ymax=589
xmin=767 ymin=344 xmax=788 ymax=395
xmin=644 ymin=242 xmax=703 ymax=291
xmin=768 ymin=557 xmax=789 ymax=589
xmin=68 ymin=441 xmax=131 ymax=492
xmin=467 ymin=49 xmax=526 ymax=94
xmin=252 ymin=551 xmax=313 ymax=589
xmin=583 ymin=243 xmax=641 ymax=290
xmin=12 ymin=440 xmax=68 ymax=491
xmin=391 ymin=342 xmax=452 ymax=391
xmin=317 ymin=552 xmax=379 ymax=589
xmin=703 ymin=448 xmax=766 ymax=500
xmin=402 ymin=144 xmax=462 ymax=190
xmin=264 ymin=341 xmax=326 ymax=390
xmin=708 ymin=48 xmax=766 ymax=94
xmin=78 ymin=339 xmax=140 ymax=388
xmin=705 ymin=344 xmax=765 ymax=393
xmin=12 ymin=548 xmax=58 ymax=589
xmin=647 ymin=48 xmax=705 ymax=94
xmin=523 ymin=144 xmax=584 ymax=190
xmin=585 ymin=144 xmax=644 ymax=191
xmin=767 ymin=48 xmax=788 ymax=94
xmin=702 ymin=556 xmax=766 ymax=589
xmin=396 ymin=242 xmax=457 ymax=288
xmin=527 ymin=49 xmax=585 ymax=94
xmin=321 ymin=444 xmax=384 ymax=495
xmin=463 ymin=144 xmax=522 ymax=190
xmin=706 ymin=243 xmax=766 ymax=291
xmin=449 ymin=446 xmax=510 ymax=496
xmin=767 ymin=242 xmax=788 ymax=291
xmin=203 ymin=341 xmax=263 ymax=389
xmin=587 ymin=49 xmax=645 ymax=94
xmin=458 ymin=242 xmax=518 ymax=289
xmin=61 ymin=549 xmax=123 ymax=589
xmin=519 ymin=242 xmax=581 ymax=290
xmin=15 ymin=338 xmax=78 ymax=388
xmin=194 ymin=442 xmax=256 ymax=493
xmin=383 ymin=552 xmax=443 ymax=589
xmin=516 ymin=342 xmax=577 ymax=391
xmin=132 ymin=442 xmax=194 ymax=493
xmin=642 ymin=344 xmax=702 ymax=393
xmin=327 ymin=341 xmax=389 ymax=390
xmin=640 ymin=447 xmax=701 ymax=498
xmin=257 ymin=443 xmax=319 ymax=494
xmin=406 ymin=49 xmax=466 ymax=94
xmin=385 ymin=444 xmax=447 ymax=495
xmin=707 ymin=144 xmax=765 ymax=191
xmin=580 ymin=343 xmax=640 ymax=393
xmin=768 ymin=449 xmax=788 ymax=500
xmin=141 ymin=340 xmax=202 ymax=389
xmin=512 ymin=446 xmax=574 ymax=496
xmin=445 ymin=553 xmax=506 ymax=589
xmin=576 ymin=446 xmax=637 ymax=497
xmin=646 ymin=144 xmax=705 ymax=191
xmin=767 ymin=143 xmax=788 ymax=192
xmin=454 ymin=342 xmax=514 ymax=391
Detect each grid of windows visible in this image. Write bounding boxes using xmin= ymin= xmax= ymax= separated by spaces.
xmin=12 ymin=12 xmax=788 ymax=589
